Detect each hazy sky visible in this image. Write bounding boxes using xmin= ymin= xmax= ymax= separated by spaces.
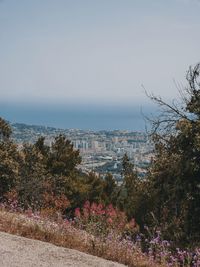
xmin=0 ymin=0 xmax=200 ymax=107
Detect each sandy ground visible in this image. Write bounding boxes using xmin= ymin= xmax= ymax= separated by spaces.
xmin=0 ymin=231 xmax=125 ymax=267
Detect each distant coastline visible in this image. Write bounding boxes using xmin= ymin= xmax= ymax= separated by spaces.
xmin=0 ymin=102 xmax=155 ymax=131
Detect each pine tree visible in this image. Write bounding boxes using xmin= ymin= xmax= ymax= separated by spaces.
xmin=118 ymin=154 xmax=138 ymax=218
xmin=47 ymin=134 xmax=81 ymax=176
xmin=0 ymin=118 xmax=20 ymax=199
xmin=103 ymin=173 xmax=117 ymax=205
xmin=0 ymin=117 xmax=12 ymax=141
xmin=17 ymin=143 xmax=47 ymax=209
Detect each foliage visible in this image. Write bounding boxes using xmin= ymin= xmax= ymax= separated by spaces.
xmin=0 ymin=117 xmax=12 ymax=141
xmin=146 ymin=63 xmax=200 ymax=245
xmin=17 ymin=143 xmax=47 ymax=209
xmin=117 ymin=154 xmax=151 ymax=231
xmin=47 ymin=134 xmax=81 ymax=176
xmin=0 ymin=121 xmax=113 ymax=213
xmin=103 ymin=173 xmax=118 ymax=205
xmin=0 ymin=118 xmax=20 ymax=199
xmin=73 ymin=201 xmax=136 ymax=238
xmin=0 ymin=62 xmax=200 ymax=253
xmin=0 ymin=202 xmax=200 ymax=267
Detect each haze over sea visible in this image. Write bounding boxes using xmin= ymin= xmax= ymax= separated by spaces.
xmin=1 ymin=1 xmax=199 ymax=131
xmin=0 ymin=102 xmax=155 ymax=131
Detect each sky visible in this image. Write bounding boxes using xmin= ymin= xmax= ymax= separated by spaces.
xmin=0 ymin=0 xmax=200 ymax=129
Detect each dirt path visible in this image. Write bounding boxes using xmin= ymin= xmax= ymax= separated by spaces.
xmin=0 ymin=231 xmax=125 ymax=267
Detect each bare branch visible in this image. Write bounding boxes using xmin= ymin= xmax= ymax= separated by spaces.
xmin=143 ymin=63 xmax=200 ymax=142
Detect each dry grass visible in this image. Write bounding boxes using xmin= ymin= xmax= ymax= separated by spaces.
xmin=0 ymin=209 xmax=164 ymax=267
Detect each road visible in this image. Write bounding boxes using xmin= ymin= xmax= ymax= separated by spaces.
xmin=0 ymin=231 xmax=125 ymax=267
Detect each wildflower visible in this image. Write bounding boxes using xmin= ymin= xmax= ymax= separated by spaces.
xmin=107 ymin=217 xmax=113 ymax=224
xmin=74 ymin=207 xmax=81 ymax=218
xmin=83 ymin=201 xmax=90 ymax=210
xmin=90 ymin=202 xmax=98 ymax=215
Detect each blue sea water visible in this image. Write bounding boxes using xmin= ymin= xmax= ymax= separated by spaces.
xmin=0 ymin=102 xmax=156 ymax=131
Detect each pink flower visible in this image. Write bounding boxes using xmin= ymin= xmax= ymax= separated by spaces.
xmin=74 ymin=207 xmax=81 ymax=218
xmin=107 ymin=217 xmax=113 ymax=224
xmin=83 ymin=208 xmax=89 ymax=219
xmin=90 ymin=202 xmax=98 ymax=215
xmin=83 ymin=201 xmax=90 ymax=210
xmin=64 ymin=219 xmax=70 ymax=225
xmin=96 ymin=203 xmax=105 ymax=215
xmin=83 ymin=201 xmax=90 ymax=218
xmin=106 ymin=205 xmax=117 ymax=217
xmin=26 ymin=208 xmax=33 ymax=217
xmin=97 ymin=203 xmax=103 ymax=210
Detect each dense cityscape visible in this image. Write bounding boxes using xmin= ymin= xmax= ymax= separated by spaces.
xmin=12 ymin=123 xmax=154 ymax=181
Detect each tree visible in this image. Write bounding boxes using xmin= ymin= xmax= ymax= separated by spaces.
xmin=122 ymin=154 xmax=137 ymax=203
xmin=103 ymin=173 xmax=117 ymax=205
xmin=85 ymin=172 xmax=105 ymax=203
xmin=0 ymin=118 xmax=20 ymax=199
xmin=17 ymin=143 xmax=47 ymax=209
xmin=34 ymin=136 xmax=50 ymax=162
xmin=0 ymin=141 xmax=20 ymax=199
xmin=117 ymin=154 xmax=139 ymax=219
xmin=147 ymin=63 xmax=200 ymax=245
xmin=47 ymin=134 xmax=81 ymax=176
xmin=0 ymin=117 xmax=12 ymax=141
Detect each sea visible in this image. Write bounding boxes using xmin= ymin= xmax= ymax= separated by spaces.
xmin=0 ymin=102 xmax=156 ymax=131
